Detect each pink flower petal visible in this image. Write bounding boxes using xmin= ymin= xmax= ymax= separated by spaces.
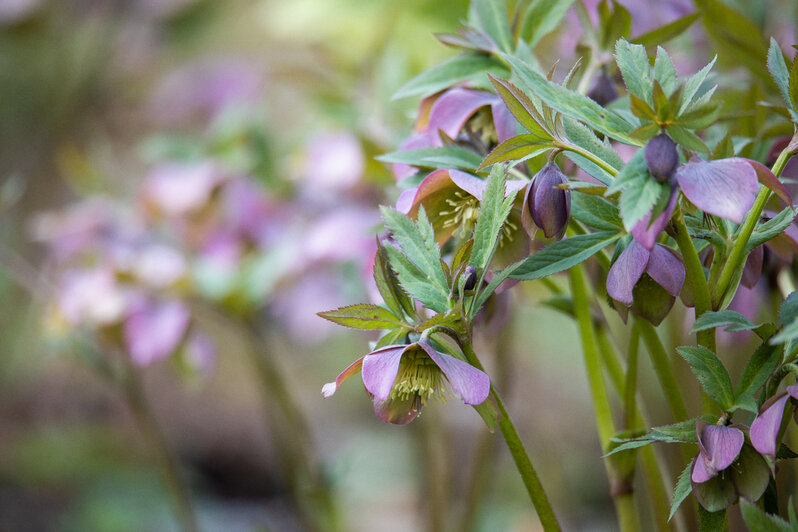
xmin=361 ymin=345 xmax=408 ymax=402
xmin=751 ymin=393 xmax=791 ymax=456
xmin=632 ymin=189 xmax=677 ymax=250
xmin=607 ymin=240 xmax=650 ymax=306
xmin=418 ymin=341 xmax=490 ymax=405
xmin=124 ymin=300 xmax=190 ymax=366
xmin=645 ymin=245 xmax=685 ymax=298
xmin=675 ymin=158 xmax=759 ymax=224
xmin=426 ymin=89 xmax=499 ymax=147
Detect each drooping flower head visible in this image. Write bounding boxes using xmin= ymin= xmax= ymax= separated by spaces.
xmin=691 ymin=422 xmax=744 ymax=484
xmin=322 ymin=339 xmax=490 ymax=425
xmin=522 ymin=162 xmax=571 ymax=239
xmin=750 ymin=384 xmax=798 ymax=457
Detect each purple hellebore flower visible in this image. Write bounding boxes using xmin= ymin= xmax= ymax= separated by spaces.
xmin=673 ymin=158 xmax=760 ymax=225
xmin=124 ymin=298 xmax=191 ymax=366
xmin=691 ymin=422 xmax=745 ymax=484
xmin=522 ymin=163 xmax=571 ymax=239
xmin=750 ymin=384 xmax=798 ymax=456
xmin=607 ymin=240 xmax=685 ymax=324
xmin=322 ymin=340 xmax=490 ymax=425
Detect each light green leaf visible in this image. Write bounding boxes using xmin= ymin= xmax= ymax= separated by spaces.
xmin=676 ymin=345 xmax=735 ymax=410
xmin=501 ymin=53 xmax=639 ymax=144
xmin=480 ymin=135 xmax=553 ymax=169
xmin=691 ymin=310 xmax=761 ymax=333
xmin=381 ymin=206 xmax=449 ymax=292
xmin=747 ymin=206 xmax=798 ymax=251
xmin=374 ymin=242 xmax=415 ymax=319
xmin=619 ymin=170 xmax=663 ymax=231
xmin=520 ymin=0 xmax=576 ymax=48
xmin=669 ymin=462 xmax=694 ymax=521
xmin=631 ymin=12 xmax=701 ymax=50
xmin=654 ymin=46 xmax=678 ymax=95
xmin=488 ymin=75 xmax=552 ymax=139
xmin=606 ymin=147 xmax=646 ymax=195
xmin=563 ymin=117 xmax=624 ymax=174
xmin=768 ymin=38 xmax=793 ymax=112
xmin=470 ymin=165 xmax=514 ymax=270
xmin=385 ymin=244 xmax=450 ymax=313
xmin=393 ymin=55 xmax=506 ymax=100
xmin=510 ymin=231 xmax=620 ymax=280
xmin=470 ymin=0 xmax=513 ymax=53
xmin=376 ymin=146 xmax=483 ymax=171
xmin=740 ymin=499 xmax=794 ymax=532
xmin=615 ymin=39 xmax=653 ymax=105
xmin=680 ymin=56 xmax=717 ymax=114
xmin=318 ymin=304 xmax=404 ymax=330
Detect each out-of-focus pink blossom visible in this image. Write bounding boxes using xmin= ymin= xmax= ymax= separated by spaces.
xmin=58 ymin=268 xmax=129 ymax=327
xmin=131 ymin=244 xmax=187 ymax=288
xmin=124 ymin=299 xmax=190 ymax=366
xmin=0 ymin=0 xmax=40 ymax=25
xmin=220 ymin=178 xmax=276 ymax=244
xmin=184 ymin=330 xmax=217 ymax=376
xmin=30 ymin=199 xmax=116 ymax=261
xmin=149 ymin=58 xmax=263 ymax=125
xmin=142 ymin=161 xmax=223 ymax=216
xmin=303 ymin=208 xmax=379 ymax=266
xmin=303 ymin=132 xmax=365 ymax=192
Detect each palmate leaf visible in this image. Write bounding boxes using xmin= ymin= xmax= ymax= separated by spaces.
xmin=562 ymin=117 xmax=623 ymax=181
xmin=385 ymin=244 xmax=450 ymax=313
xmin=393 ymin=54 xmax=507 ymax=100
xmin=488 ymin=75 xmax=553 ymax=140
xmin=500 ymin=53 xmax=640 ymax=145
xmin=676 ymin=346 xmax=735 ymax=410
xmin=615 ymin=39 xmax=653 ymax=105
xmin=318 ymin=304 xmax=405 ymax=330
xmin=469 ymin=165 xmax=516 ymax=271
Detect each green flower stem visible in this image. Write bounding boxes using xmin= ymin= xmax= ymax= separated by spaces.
xmin=123 ymin=363 xmax=199 ymax=532
xmin=243 ymin=318 xmax=341 ymax=532
xmin=623 ymin=324 xmax=640 ymax=431
xmin=637 ymin=319 xmax=690 ymax=422
xmin=560 ymin=141 xmax=619 ymax=177
xmin=461 ymin=342 xmax=561 ymax=532
xmin=711 ymin=148 xmax=792 ymax=310
xmin=671 ymin=210 xmax=715 ymax=353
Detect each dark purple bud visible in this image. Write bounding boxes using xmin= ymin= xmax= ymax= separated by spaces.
xmin=525 ymin=163 xmax=570 ymax=239
xmin=645 ymin=134 xmax=679 ymax=183
xmin=463 ymin=265 xmax=478 ymax=291
xmin=587 ymin=72 xmax=618 ymax=106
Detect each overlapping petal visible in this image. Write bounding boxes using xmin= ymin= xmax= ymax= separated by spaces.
xmin=675 ymin=158 xmax=759 ymax=224
xmin=362 ymin=345 xmax=408 ymax=402
xmin=692 ymin=423 xmax=744 ymax=483
xmin=750 ymin=384 xmax=798 ymax=456
xmin=607 ymin=240 xmax=650 ymax=306
xmin=418 ymin=340 xmax=490 ymax=405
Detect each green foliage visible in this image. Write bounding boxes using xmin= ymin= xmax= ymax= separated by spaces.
xmin=518 ymin=0 xmax=575 ymax=48
xmin=377 ymin=146 xmax=483 ymax=172
xmin=468 ymin=0 xmax=513 ymax=53
xmin=393 ymin=55 xmax=507 ymax=100
xmin=670 ymin=462 xmax=693 ymax=521
xmin=510 ymin=231 xmax=620 ymax=280
xmin=676 ymin=346 xmax=735 ymax=410
xmin=570 ymin=192 xmax=622 ymax=231
xmin=691 ymin=310 xmax=761 ymax=333
xmin=317 ymin=304 xmax=405 ymax=330
xmin=469 ymin=165 xmax=516 ymax=270
xmin=740 ymin=499 xmax=795 ymax=532
xmin=631 ymin=13 xmax=701 ymax=50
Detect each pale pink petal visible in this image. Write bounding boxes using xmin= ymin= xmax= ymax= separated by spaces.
xmin=645 ymin=245 xmax=685 ymax=297
xmin=418 ymin=341 xmax=490 ymax=405
xmin=675 ymin=158 xmax=759 ymax=224
xmin=607 ymin=240 xmax=650 ymax=306
xmin=361 ymin=345 xmax=408 ymax=402
xmin=751 ymin=394 xmax=791 ymax=456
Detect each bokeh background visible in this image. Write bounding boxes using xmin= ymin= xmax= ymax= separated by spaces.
xmin=0 ymin=1 xmax=796 ymax=531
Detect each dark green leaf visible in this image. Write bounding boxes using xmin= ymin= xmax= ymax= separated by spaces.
xmin=670 ymin=462 xmax=694 ymax=521
xmin=747 ymin=206 xmax=798 ymax=251
xmin=677 ymin=102 xmax=720 ymax=130
xmin=779 ymin=291 xmax=798 ymax=328
xmin=738 ymin=341 xmax=781 ymax=397
xmin=385 ymin=244 xmax=450 ymax=313
xmin=697 ymin=506 xmax=728 ymax=529
xmin=790 ymin=57 xmax=798 ymax=115
xmin=480 ymin=136 xmax=553 ymax=169
xmin=730 ymin=392 xmax=758 ymax=414
xmin=630 ymin=93 xmax=657 ymax=121
xmin=769 ymin=37 xmax=794 ymax=113
xmin=666 ymin=124 xmax=709 ymax=152
xmin=740 ymin=499 xmax=793 ymax=532
xmin=502 ymin=53 xmax=639 ymax=144
xmin=676 ymin=345 xmax=735 ymax=410
xmin=374 ymin=241 xmax=416 ymax=319
xmin=520 ymin=0 xmax=575 ymax=48
xmin=619 ymin=167 xmax=663 ymax=230
xmin=691 ymin=310 xmax=760 ymax=333
xmin=393 ymin=55 xmax=505 ymax=100
xmin=631 ymin=12 xmax=701 ymax=50
xmin=570 ymin=192 xmax=623 ymax=231
xmin=488 ymin=75 xmax=552 ymax=139
xmin=510 ymin=231 xmax=620 ymax=280
xmin=606 ymin=148 xmax=646 ymax=195
xmin=562 ymin=117 xmax=624 ymax=173
xmin=318 ymin=304 xmax=404 ymax=330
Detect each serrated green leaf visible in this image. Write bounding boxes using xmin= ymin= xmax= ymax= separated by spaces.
xmin=669 ymin=462 xmax=694 ymax=521
xmin=615 ymin=39 xmax=653 ymax=105
xmin=501 ymin=53 xmax=639 ymax=144
xmin=691 ymin=310 xmax=760 ymax=333
xmin=730 ymin=392 xmax=759 ymax=414
xmin=747 ymin=206 xmax=798 ymax=251
xmin=599 ymin=1 xmax=631 ymax=51
xmin=630 ymin=92 xmax=657 ymax=121
xmin=374 ymin=241 xmax=416 ymax=319
xmin=654 ymin=46 xmax=678 ymax=95
xmin=376 ymin=146 xmax=483 ymax=171
xmin=480 ymin=135 xmax=553 ymax=168
xmin=375 ymin=328 xmax=409 ymax=349
xmin=607 ymin=416 xmax=711 ymax=456
xmin=489 ymin=75 xmax=552 ymax=139
xmin=680 ymin=56 xmax=717 ymax=114
xmin=666 ymin=124 xmax=709 ymax=152
xmin=519 ymin=0 xmax=575 ymax=48
xmin=510 ymin=231 xmax=620 ymax=280
xmin=676 ymin=102 xmax=720 ymax=130
xmin=570 ymin=192 xmax=623 ymax=231
xmin=676 ymin=345 xmax=735 ymax=410
xmin=385 ymin=244 xmax=450 ymax=313
xmin=563 ymin=116 xmax=624 ymax=173
xmin=770 ymin=319 xmax=798 ymax=346
xmin=606 ymin=148 xmax=646 ymax=195
xmin=470 ymin=0 xmax=513 ymax=53
xmin=631 ymin=12 xmax=700 ymax=50
xmin=769 ymin=38 xmax=794 ymax=112
xmin=741 ymin=499 xmax=794 ymax=532
xmin=737 ymin=341 xmax=781 ymax=397
xmin=563 ymin=151 xmax=614 ymax=186
xmin=470 ymin=165 xmax=514 ymax=270
xmin=790 ymin=57 xmax=798 ymax=115
xmin=393 ymin=55 xmax=506 ymax=100
xmin=318 ymin=304 xmax=404 ymax=330
xmin=620 ymin=170 xmax=663 ymax=231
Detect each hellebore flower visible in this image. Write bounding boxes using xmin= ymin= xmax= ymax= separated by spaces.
xmin=397 ymin=168 xmax=528 ymax=266
xmin=606 ymin=240 xmax=685 ymax=325
xmin=750 ymin=384 xmax=798 ymax=456
xmin=690 ymin=422 xmax=771 ymax=511
xmin=522 ymin=163 xmax=571 ymax=239
xmin=691 ymin=422 xmax=744 ymax=484
xmin=322 ymin=340 xmax=490 ymax=425
xmin=586 ymin=72 xmax=618 ymax=106
xmin=673 ymin=158 xmax=760 ymax=224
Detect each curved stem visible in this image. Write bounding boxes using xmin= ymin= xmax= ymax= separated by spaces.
xmin=560 ymin=141 xmax=619 ymax=177
xmin=461 ymin=342 xmax=561 ymax=532
xmin=711 ymin=148 xmax=792 ymax=310
xmin=124 ymin=364 xmax=199 ymax=532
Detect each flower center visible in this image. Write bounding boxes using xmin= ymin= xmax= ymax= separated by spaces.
xmin=390 ymin=348 xmax=446 ymax=405
xmin=440 ymin=192 xmax=480 ymax=238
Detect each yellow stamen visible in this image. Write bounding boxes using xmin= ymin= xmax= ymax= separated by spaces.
xmin=390 ymin=348 xmax=447 ymax=405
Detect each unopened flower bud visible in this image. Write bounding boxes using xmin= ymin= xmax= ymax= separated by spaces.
xmin=526 ymin=163 xmax=570 ymax=239
xmin=587 ymin=73 xmax=618 ymax=106
xmin=645 ymin=134 xmax=679 ymax=183
xmin=463 ymin=266 xmax=477 ymax=291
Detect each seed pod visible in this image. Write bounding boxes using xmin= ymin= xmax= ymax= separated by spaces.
xmin=645 ymin=134 xmax=679 ymax=183
xmin=587 ymin=72 xmax=618 ymax=106
xmin=525 ymin=163 xmax=570 ymax=239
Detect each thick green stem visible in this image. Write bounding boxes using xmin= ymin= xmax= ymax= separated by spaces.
xmin=461 ymin=343 xmax=561 ymax=532
xmin=623 ymin=325 xmax=640 ymax=431
xmin=711 ymin=148 xmax=792 ymax=310
xmin=124 ymin=365 xmax=199 ymax=532
xmin=637 ymin=319 xmax=689 ymax=422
